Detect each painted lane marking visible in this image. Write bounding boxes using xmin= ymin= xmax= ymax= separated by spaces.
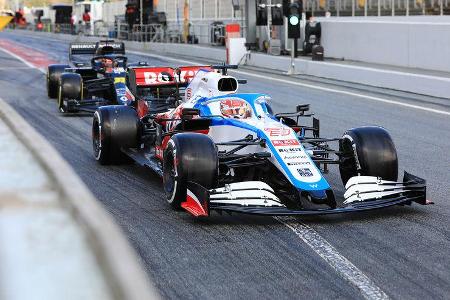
xmin=275 ymin=216 xmax=390 ymax=300
xmin=0 ymin=66 xmax=35 ymax=70
xmin=128 ymin=50 xmax=450 ymax=117
xmin=0 ymin=46 xmax=39 ymax=70
xmin=0 ymin=39 xmax=55 ymax=73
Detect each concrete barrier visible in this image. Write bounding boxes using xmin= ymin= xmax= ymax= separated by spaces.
xmin=319 ymin=16 xmax=450 ymax=73
xmin=5 ymin=29 xmax=449 ymax=99
xmin=0 ymin=98 xmax=158 ymax=300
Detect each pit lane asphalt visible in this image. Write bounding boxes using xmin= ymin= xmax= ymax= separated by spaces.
xmin=1 ymin=31 xmax=449 ymax=300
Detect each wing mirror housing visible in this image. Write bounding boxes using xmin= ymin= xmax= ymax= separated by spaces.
xmin=296 ymin=104 xmax=310 ymax=113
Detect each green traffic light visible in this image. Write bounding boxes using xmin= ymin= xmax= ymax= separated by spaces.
xmin=289 ymin=15 xmax=299 ymax=26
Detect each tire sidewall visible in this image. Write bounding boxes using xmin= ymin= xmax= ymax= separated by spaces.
xmin=163 ymin=139 xmax=186 ymax=209
xmin=339 ymin=126 xmax=398 ymax=185
xmin=58 ymin=73 xmax=82 ymax=113
xmin=47 ymin=65 xmax=69 ymax=98
xmin=92 ymin=110 xmax=111 ymax=164
xmin=162 ymin=133 xmax=218 ymax=209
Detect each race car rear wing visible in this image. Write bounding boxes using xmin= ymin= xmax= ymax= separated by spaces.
xmin=69 ymin=40 xmax=125 ymax=59
xmin=128 ymin=65 xmax=212 ymax=93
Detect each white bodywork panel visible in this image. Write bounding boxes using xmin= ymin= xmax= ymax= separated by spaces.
xmin=185 ymin=70 xmax=238 ymax=102
xmin=344 ymin=176 xmax=406 ymax=205
xmin=209 ymin=181 xmax=284 ymax=207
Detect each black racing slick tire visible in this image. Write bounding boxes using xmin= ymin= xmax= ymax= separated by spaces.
xmin=92 ymin=106 xmax=140 ymax=165
xmin=339 ymin=126 xmax=398 ymax=185
xmin=47 ymin=64 xmax=70 ymax=98
xmin=58 ymin=73 xmax=82 ymax=113
xmin=163 ymin=133 xmax=218 ymax=209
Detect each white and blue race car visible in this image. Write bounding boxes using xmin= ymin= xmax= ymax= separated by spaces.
xmin=92 ymin=65 xmax=429 ymax=217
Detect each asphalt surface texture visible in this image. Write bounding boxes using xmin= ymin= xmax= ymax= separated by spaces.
xmin=1 ymin=31 xmax=449 ymax=300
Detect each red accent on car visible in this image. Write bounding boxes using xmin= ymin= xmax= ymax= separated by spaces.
xmin=136 ymin=99 xmax=149 ymax=118
xmin=131 ymin=65 xmax=212 ymax=87
xmin=133 ymin=67 xmax=176 ymax=86
xmin=272 ymin=139 xmax=300 ymax=147
xmin=264 ymin=127 xmax=291 ymax=136
xmin=178 ymin=65 xmax=212 ymax=83
xmin=181 ymin=192 xmax=208 ymax=217
xmin=156 ymin=135 xmax=171 ymax=160
xmin=193 ymin=129 xmax=209 ymax=135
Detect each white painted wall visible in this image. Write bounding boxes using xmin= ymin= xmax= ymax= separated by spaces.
xmin=318 ymin=16 xmax=450 ymax=73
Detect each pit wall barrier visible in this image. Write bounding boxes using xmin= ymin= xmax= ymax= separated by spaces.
xmin=0 ymin=97 xmax=159 ymax=300
xmin=5 ymin=29 xmax=450 ymax=99
xmin=318 ymin=16 xmax=450 ymax=73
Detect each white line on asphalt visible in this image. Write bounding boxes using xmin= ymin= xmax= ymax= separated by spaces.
xmin=0 ymin=66 xmax=34 ymax=70
xmin=275 ymin=216 xmax=390 ymax=300
xmin=128 ymin=50 xmax=450 ymax=117
xmin=0 ymin=47 xmax=46 ymax=74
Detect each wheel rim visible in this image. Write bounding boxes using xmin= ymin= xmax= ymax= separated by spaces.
xmin=92 ymin=117 xmax=102 ymax=160
xmin=163 ymin=152 xmax=177 ymax=203
xmin=58 ymin=85 xmax=64 ymax=112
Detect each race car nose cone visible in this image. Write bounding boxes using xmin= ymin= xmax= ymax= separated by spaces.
xmin=302 ymin=189 xmax=335 ymax=207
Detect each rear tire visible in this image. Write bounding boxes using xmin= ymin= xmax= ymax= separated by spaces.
xmin=92 ymin=106 xmax=140 ymax=165
xmin=58 ymin=73 xmax=82 ymax=113
xmin=47 ymin=64 xmax=70 ymax=98
xmin=163 ymin=133 xmax=218 ymax=209
xmin=339 ymin=126 xmax=398 ymax=185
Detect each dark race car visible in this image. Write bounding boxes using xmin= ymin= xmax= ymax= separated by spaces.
xmin=46 ymin=40 xmax=136 ymax=113
xmin=90 ymin=64 xmax=430 ymax=218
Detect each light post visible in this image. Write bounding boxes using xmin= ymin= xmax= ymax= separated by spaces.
xmin=286 ymin=1 xmax=301 ymax=75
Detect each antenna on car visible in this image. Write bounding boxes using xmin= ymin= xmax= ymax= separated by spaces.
xmin=211 ymin=63 xmax=238 ymax=75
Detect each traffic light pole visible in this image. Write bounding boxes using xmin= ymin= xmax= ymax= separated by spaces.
xmin=287 ymin=38 xmax=296 ymax=75
xmin=286 ymin=0 xmax=301 ymax=75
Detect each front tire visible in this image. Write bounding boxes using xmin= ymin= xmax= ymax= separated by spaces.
xmin=163 ymin=133 xmax=218 ymax=209
xmin=47 ymin=64 xmax=70 ymax=98
xmin=58 ymin=73 xmax=82 ymax=113
xmin=339 ymin=126 xmax=398 ymax=185
xmin=92 ymin=106 xmax=140 ymax=165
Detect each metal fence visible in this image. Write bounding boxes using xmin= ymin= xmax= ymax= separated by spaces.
xmin=305 ymin=0 xmax=450 ymax=16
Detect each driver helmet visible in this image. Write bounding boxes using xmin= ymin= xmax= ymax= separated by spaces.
xmin=220 ymin=99 xmax=252 ymax=119
xmin=95 ymin=46 xmax=115 ymax=72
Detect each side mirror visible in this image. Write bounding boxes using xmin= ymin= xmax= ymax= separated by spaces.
xmin=296 ymin=104 xmax=310 ymax=113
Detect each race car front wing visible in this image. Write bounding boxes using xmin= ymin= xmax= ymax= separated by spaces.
xmin=181 ymin=171 xmax=429 ymax=217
